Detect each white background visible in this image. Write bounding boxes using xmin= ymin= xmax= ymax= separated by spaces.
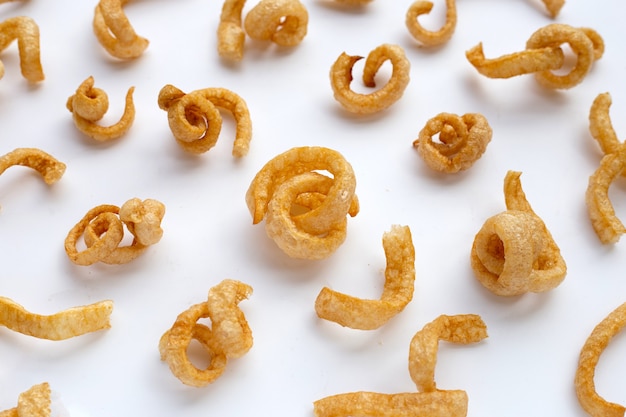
xmin=0 ymin=0 xmax=624 ymax=416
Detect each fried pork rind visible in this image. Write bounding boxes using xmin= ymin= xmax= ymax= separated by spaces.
xmin=315 ymin=225 xmax=415 ymax=330
xmin=470 ymin=171 xmax=566 ymax=296
xmin=64 ymin=198 xmax=165 ymax=266
xmin=541 ymin=0 xmax=565 ymax=18
xmin=0 ymin=382 xmax=51 ymax=417
xmin=575 ymin=302 xmax=626 ymax=417
xmin=330 ymin=43 xmax=410 ymax=115
xmin=0 ymin=16 xmax=44 ymax=82
xmin=93 ymin=0 xmax=149 ymax=59
xmin=585 ymin=92 xmax=626 ymax=244
xmin=0 ymin=148 xmax=65 ymax=186
xmin=158 ymin=84 xmax=252 ymax=157
xmin=331 ymin=0 xmax=373 ymax=4
xmin=159 ymin=279 xmax=253 ymax=387
xmin=0 ymin=297 xmax=113 ymax=340
xmin=405 ymin=0 xmax=457 ymax=47
xmin=218 ymin=0 xmax=246 ymax=61
xmin=66 ymin=76 xmax=136 ymax=142
xmin=466 ymin=24 xmax=604 ymax=89
xmin=246 ymin=146 xmax=359 ymax=259
xmin=413 ymin=112 xmax=492 ymax=173
xmin=244 ymin=0 xmax=308 ymax=47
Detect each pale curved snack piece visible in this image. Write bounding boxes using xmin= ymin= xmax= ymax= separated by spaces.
xmin=330 ymin=43 xmax=410 ymax=115
xmin=0 ymin=148 xmax=65 ymax=185
xmin=93 ymin=0 xmax=149 ymax=59
xmin=218 ymin=0 xmax=246 ymax=61
xmin=0 ymin=382 xmax=51 ymax=417
xmin=315 ymin=225 xmax=415 ymax=330
xmin=405 ymin=0 xmax=457 ymax=47
xmin=0 ymin=16 xmax=44 ymax=82
xmin=244 ymin=0 xmax=308 ymax=47
xmin=575 ymin=302 xmax=626 ymax=417
xmin=0 ymin=297 xmax=113 ymax=341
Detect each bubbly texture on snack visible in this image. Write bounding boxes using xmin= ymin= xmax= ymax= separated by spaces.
xmin=92 ymin=0 xmax=149 ymax=59
xmin=0 ymin=16 xmax=43 ymax=82
xmin=0 ymin=382 xmax=51 ymax=417
xmin=405 ymin=0 xmax=457 ymax=47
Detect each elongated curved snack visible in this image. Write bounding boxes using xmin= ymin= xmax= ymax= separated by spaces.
xmin=158 ymin=84 xmax=251 ymax=157
xmin=246 ymin=146 xmax=359 ymax=259
xmin=0 ymin=383 xmax=50 ymax=417
xmin=413 ymin=112 xmax=492 ymax=173
xmin=405 ymin=0 xmax=457 ymax=47
xmin=244 ymin=0 xmax=308 ymax=47
xmin=0 ymin=16 xmax=44 ymax=82
xmin=466 ymin=24 xmax=603 ymax=89
xmin=218 ymin=0 xmax=246 ymax=61
xmin=159 ymin=279 xmax=253 ymax=387
xmin=93 ymin=0 xmax=149 ymax=59
xmin=330 ymin=43 xmax=410 ymax=115
xmin=0 ymin=148 xmax=65 ymax=186
xmin=575 ymin=302 xmax=626 ymax=417
xmin=470 ymin=171 xmax=566 ymax=296
xmin=315 ymin=225 xmax=415 ymax=330
xmin=64 ymin=198 xmax=165 ymax=266
xmin=66 ymin=76 xmax=135 ymax=142
xmin=586 ymin=92 xmax=626 ymax=244
xmin=0 ymin=297 xmax=112 ymax=340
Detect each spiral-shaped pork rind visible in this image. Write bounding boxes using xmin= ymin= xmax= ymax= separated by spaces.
xmin=405 ymin=0 xmax=457 ymax=47
xmin=0 ymin=148 xmax=65 ymax=186
xmin=244 ymin=0 xmax=308 ymax=47
xmin=93 ymin=0 xmax=149 ymax=59
xmin=0 ymin=16 xmax=43 ymax=82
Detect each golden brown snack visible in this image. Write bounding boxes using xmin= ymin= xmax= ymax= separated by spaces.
xmin=93 ymin=0 xmax=149 ymax=59
xmin=541 ymin=0 xmax=565 ymax=18
xmin=159 ymin=279 xmax=253 ymax=387
xmin=0 ymin=148 xmax=65 ymax=186
xmin=244 ymin=0 xmax=308 ymax=47
xmin=413 ymin=112 xmax=492 ymax=173
xmin=585 ymin=92 xmax=626 ymax=244
xmin=405 ymin=0 xmax=457 ymax=47
xmin=64 ymin=198 xmax=165 ymax=266
xmin=0 ymin=297 xmax=112 ymax=340
xmin=575 ymin=302 xmax=626 ymax=417
xmin=218 ymin=0 xmax=246 ymax=61
xmin=158 ymin=84 xmax=251 ymax=157
xmin=66 ymin=76 xmax=136 ymax=142
xmin=470 ymin=171 xmax=567 ymax=296
xmin=0 ymin=16 xmax=43 ymax=82
xmin=315 ymin=225 xmax=415 ymax=330
xmin=246 ymin=146 xmax=359 ymax=259
xmin=0 ymin=383 xmax=51 ymax=417
xmin=330 ymin=43 xmax=410 ymax=115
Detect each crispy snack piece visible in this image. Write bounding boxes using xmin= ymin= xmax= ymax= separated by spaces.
xmin=64 ymin=198 xmax=165 ymax=266
xmin=413 ymin=112 xmax=492 ymax=173
xmin=585 ymin=92 xmax=626 ymax=244
xmin=218 ymin=0 xmax=246 ymax=61
xmin=466 ymin=24 xmax=604 ymax=89
xmin=0 ymin=383 xmax=51 ymax=417
xmin=541 ymin=0 xmax=565 ymax=18
xmin=315 ymin=225 xmax=415 ymax=330
xmin=159 ymin=279 xmax=253 ymax=387
xmin=244 ymin=0 xmax=308 ymax=47
xmin=575 ymin=302 xmax=626 ymax=417
xmin=158 ymin=84 xmax=251 ymax=157
xmin=330 ymin=43 xmax=410 ymax=115
xmin=405 ymin=0 xmax=457 ymax=47
xmin=470 ymin=171 xmax=567 ymax=296
xmin=0 ymin=16 xmax=44 ymax=82
xmin=93 ymin=0 xmax=149 ymax=59
xmin=246 ymin=146 xmax=359 ymax=259
xmin=66 ymin=76 xmax=135 ymax=142
xmin=0 ymin=148 xmax=65 ymax=185
xmin=0 ymin=297 xmax=112 ymax=340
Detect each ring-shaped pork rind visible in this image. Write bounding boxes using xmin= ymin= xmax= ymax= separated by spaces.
xmin=244 ymin=0 xmax=308 ymax=47
xmin=405 ymin=0 xmax=457 ymax=47
xmin=585 ymin=92 xmax=626 ymax=244
xmin=158 ymin=84 xmax=251 ymax=157
xmin=575 ymin=302 xmax=626 ymax=417
xmin=0 ymin=297 xmax=113 ymax=340
xmin=0 ymin=148 xmax=65 ymax=186
xmin=0 ymin=16 xmax=43 ymax=82
xmin=330 ymin=43 xmax=410 ymax=115
xmin=314 ymin=225 xmax=415 ymax=330
xmin=93 ymin=0 xmax=149 ymax=59
xmin=66 ymin=76 xmax=136 ymax=142
xmin=413 ymin=112 xmax=492 ymax=173
xmin=246 ymin=146 xmax=359 ymax=259
xmin=159 ymin=279 xmax=253 ymax=387
xmin=0 ymin=383 xmax=51 ymax=417
xmin=470 ymin=171 xmax=567 ymax=296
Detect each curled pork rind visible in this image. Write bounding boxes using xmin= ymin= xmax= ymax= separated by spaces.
xmin=245 ymin=146 xmax=359 ymax=259
xmin=93 ymin=0 xmax=149 ymax=59
xmin=575 ymin=302 xmax=626 ymax=417
xmin=244 ymin=0 xmax=308 ymax=47
xmin=315 ymin=225 xmax=415 ymax=330
xmin=466 ymin=24 xmax=604 ymax=89
xmin=158 ymin=84 xmax=252 ymax=157
xmin=405 ymin=0 xmax=457 ymax=47
xmin=413 ymin=112 xmax=492 ymax=173
xmin=585 ymin=92 xmax=626 ymax=244
xmin=0 ymin=297 xmax=112 ymax=340
xmin=0 ymin=148 xmax=66 ymax=186
xmin=64 ymin=198 xmax=166 ymax=266
xmin=218 ymin=0 xmax=246 ymax=61
xmin=0 ymin=382 xmax=51 ymax=417
xmin=541 ymin=0 xmax=565 ymax=18
xmin=0 ymin=16 xmax=43 ymax=82
xmin=470 ymin=171 xmax=567 ymax=296
xmin=330 ymin=43 xmax=411 ymax=115
xmin=159 ymin=279 xmax=253 ymax=387
xmin=66 ymin=76 xmax=135 ymax=142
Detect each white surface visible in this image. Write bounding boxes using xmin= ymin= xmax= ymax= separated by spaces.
xmin=0 ymin=0 xmax=624 ymax=416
